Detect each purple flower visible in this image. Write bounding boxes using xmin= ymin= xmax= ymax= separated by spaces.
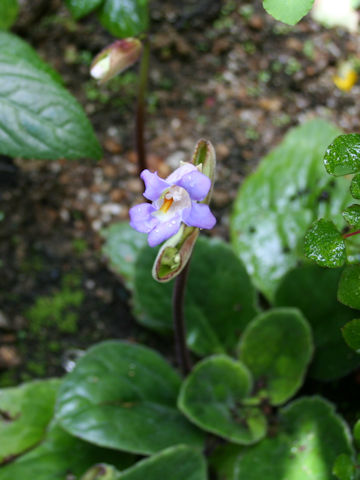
xmin=129 ymin=163 xmax=216 ymax=247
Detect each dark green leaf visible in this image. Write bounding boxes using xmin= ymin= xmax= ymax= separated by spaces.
xmin=354 ymin=420 xmax=360 ymax=447
xmin=101 ymin=222 xmax=146 ymax=290
xmin=234 ymin=397 xmax=353 ymax=480
xmin=325 ymin=134 xmax=360 ymax=176
xmin=56 ymin=341 xmax=204 ymax=455
xmin=263 ymin=0 xmax=314 ymax=25
xmin=178 ymin=355 xmax=267 ymax=445
xmin=0 ymin=424 xmax=134 ymax=480
xmin=338 ymin=266 xmax=360 ymax=310
xmin=99 ymin=0 xmax=149 ymax=37
xmin=66 ymin=0 xmax=103 ymax=19
xmin=209 ymin=443 xmax=242 ymax=480
xmin=343 ymin=205 xmax=360 ymax=227
xmin=304 ymin=219 xmax=346 ymax=268
xmin=231 ymin=120 xmax=350 ymax=301
xmin=342 ymin=319 xmax=360 ymax=352
xmin=333 ymin=454 xmax=356 ymax=480
xmin=118 ymin=445 xmax=207 ymax=480
xmin=134 ymin=237 xmax=259 ymax=356
xmin=275 ymin=264 xmax=360 ymax=380
xmin=238 ymin=308 xmax=313 ymax=405
xmin=0 ymin=379 xmax=59 ymax=462
xmin=350 ymin=174 xmax=360 ymax=200
xmin=0 ymin=0 xmax=18 ymax=30
xmin=0 ymin=33 xmax=101 ymax=160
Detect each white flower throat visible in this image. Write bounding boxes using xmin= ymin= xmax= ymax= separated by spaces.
xmin=153 ymin=186 xmax=191 ymax=221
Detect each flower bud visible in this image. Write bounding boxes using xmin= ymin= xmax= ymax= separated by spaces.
xmin=90 ymin=38 xmax=142 ymax=84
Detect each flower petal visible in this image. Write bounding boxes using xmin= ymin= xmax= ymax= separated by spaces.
xmin=129 ymin=203 xmax=158 ymax=233
xmin=166 ymin=163 xmax=197 ymax=184
xmin=177 ymin=170 xmax=211 ymax=201
xmin=147 ymin=216 xmax=182 ymax=247
xmin=183 ymin=202 xmax=216 ymax=229
xmin=140 ymin=170 xmax=169 ymax=201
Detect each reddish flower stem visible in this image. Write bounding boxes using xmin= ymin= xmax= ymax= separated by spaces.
xmin=172 ymin=260 xmax=192 ymax=376
xmin=343 ymin=229 xmax=360 ymax=239
xmin=135 ymin=37 xmax=150 ymax=176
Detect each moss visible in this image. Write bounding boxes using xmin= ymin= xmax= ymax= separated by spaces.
xmin=25 ymin=272 xmax=84 ymax=335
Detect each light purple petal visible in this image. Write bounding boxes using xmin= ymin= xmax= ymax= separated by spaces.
xmin=182 ymin=202 xmax=216 ymax=229
xmin=140 ymin=170 xmax=169 ymax=201
xmin=147 ymin=216 xmax=182 ymax=247
xmin=129 ymin=203 xmax=158 ymax=233
xmin=177 ymin=170 xmax=211 ymax=201
xmin=166 ymin=163 xmax=197 ymax=184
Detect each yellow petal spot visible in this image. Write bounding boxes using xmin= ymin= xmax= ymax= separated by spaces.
xmin=160 ymin=197 xmax=173 ymax=213
xmin=333 ymin=69 xmax=358 ymax=92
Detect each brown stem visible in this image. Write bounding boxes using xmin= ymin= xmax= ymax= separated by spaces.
xmin=135 ymin=37 xmax=150 ymax=175
xmin=343 ymin=229 xmax=360 ymax=239
xmin=172 ymin=261 xmax=192 ymax=376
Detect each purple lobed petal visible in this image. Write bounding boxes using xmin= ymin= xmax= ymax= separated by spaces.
xmin=166 ymin=163 xmax=197 ymax=184
xmin=147 ymin=215 xmax=182 ymax=247
xmin=182 ymin=202 xmax=216 ymax=229
xmin=140 ymin=170 xmax=170 ymax=201
xmin=129 ymin=203 xmax=158 ymax=233
xmin=177 ymin=170 xmax=211 ymax=201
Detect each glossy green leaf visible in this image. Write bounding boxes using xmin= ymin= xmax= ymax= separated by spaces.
xmin=55 ymin=341 xmax=204 ymax=455
xmin=231 ymin=120 xmax=350 ymax=301
xmin=66 ymin=0 xmax=103 ymax=19
xmin=343 ymin=205 xmax=360 ymax=227
xmin=101 ymin=222 xmax=146 ymax=290
xmin=324 ymin=134 xmax=360 ymax=176
xmin=338 ymin=266 xmax=360 ymax=310
xmin=275 ymin=264 xmax=360 ymax=380
xmin=238 ymin=308 xmax=313 ymax=406
xmin=350 ymin=174 xmax=360 ymax=200
xmin=0 ymin=32 xmax=62 ymax=83
xmin=118 ymin=445 xmax=207 ymax=480
xmin=0 ymin=423 xmax=134 ymax=480
xmin=0 ymin=0 xmax=18 ymax=30
xmin=178 ymin=355 xmax=267 ymax=445
xmin=234 ymin=397 xmax=353 ymax=480
xmin=333 ymin=454 xmax=356 ymax=480
xmin=304 ymin=219 xmax=346 ymax=268
xmin=263 ymin=0 xmax=314 ymax=25
xmin=342 ymin=319 xmax=360 ymax=352
xmin=0 ymin=379 xmax=59 ymax=463
xmin=0 ymin=33 xmax=101 ymax=160
xmin=134 ymin=236 xmax=259 ymax=356
xmin=99 ymin=0 xmax=149 ymax=37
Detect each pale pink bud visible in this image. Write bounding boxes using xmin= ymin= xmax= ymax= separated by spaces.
xmin=90 ymin=38 xmax=142 ymax=84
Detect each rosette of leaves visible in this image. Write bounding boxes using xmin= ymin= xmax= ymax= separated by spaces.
xmin=305 ymin=133 xmax=360 ymax=344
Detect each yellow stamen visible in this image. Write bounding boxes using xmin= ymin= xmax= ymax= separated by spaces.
xmin=160 ymin=197 xmax=173 ymax=213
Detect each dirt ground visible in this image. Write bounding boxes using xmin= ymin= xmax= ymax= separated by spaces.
xmin=1 ymin=0 xmax=360 ymax=390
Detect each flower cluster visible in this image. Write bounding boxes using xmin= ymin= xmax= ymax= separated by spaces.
xmin=129 ymin=163 xmax=216 ymax=247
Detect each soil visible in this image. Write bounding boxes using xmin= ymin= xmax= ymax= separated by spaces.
xmin=1 ymin=0 xmax=360 ymax=413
